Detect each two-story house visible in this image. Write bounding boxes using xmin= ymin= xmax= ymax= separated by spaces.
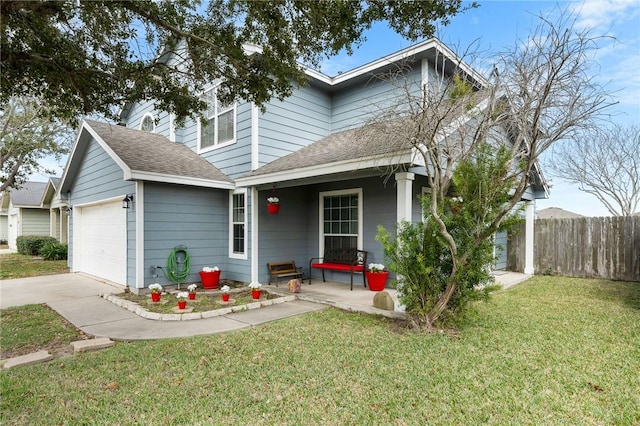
xmin=57 ymin=38 xmax=546 ymax=291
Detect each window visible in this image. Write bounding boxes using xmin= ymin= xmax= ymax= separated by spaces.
xmin=320 ymin=189 xmax=362 ymax=253
xmin=230 ymin=190 xmax=246 ymax=258
xmin=140 ymin=113 xmax=155 ymax=132
xmin=200 ymin=87 xmax=235 ymax=151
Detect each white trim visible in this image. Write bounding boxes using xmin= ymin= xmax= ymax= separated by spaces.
xmin=524 ymin=201 xmax=535 ymax=274
xmin=250 ymin=187 xmax=259 ymax=282
xmin=139 ymin=113 xmax=155 ymax=132
xmin=135 ymin=181 xmax=144 ymax=289
xmin=169 ymin=113 xmax=176 ymax=142
xmin=229 ymin=188 xmax=248 ymax=260
xmin=127 ymin=170 xmax=235 ymax=190
xmin=236 ymin=152 xmax=412 ymax=187
xmin=317 ymin=188 xmax=363 ymax=257
xmin=251 ymin=103 xmax=259 ymax=171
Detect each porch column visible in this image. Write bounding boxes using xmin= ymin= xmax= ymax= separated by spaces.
xmin=395 ymin=172 xmax=415 ymax=223
xmin=524 ymin=201 xmax=535 ymax=275
xmin=50 ymin=209 xmax=57 ymax=239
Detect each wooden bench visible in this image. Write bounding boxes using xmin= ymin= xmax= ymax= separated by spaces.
xmin=267 ymin=261 xmax=304 ymax=287
xmin=309 ymin=248 xmax=368 ymax=291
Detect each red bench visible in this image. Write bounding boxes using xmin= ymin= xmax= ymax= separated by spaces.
xmin=309 ymin=248 xmax=368 ymax=291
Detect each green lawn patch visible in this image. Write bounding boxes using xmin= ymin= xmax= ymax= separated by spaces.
xmin=0 ymin=253 xmax=69 ymax=279
xmin=1 ymin=276 xmax=639 ymax=424
xmin=0 ymin=304 xmax=86 ymax=360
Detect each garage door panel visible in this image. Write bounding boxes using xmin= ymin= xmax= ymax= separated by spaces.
xmin=76 ymin=201 xmax=126 ymax=284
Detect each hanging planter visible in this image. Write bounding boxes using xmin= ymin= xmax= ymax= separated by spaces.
xmin=267 ymin=195 xmax=280 ymax=214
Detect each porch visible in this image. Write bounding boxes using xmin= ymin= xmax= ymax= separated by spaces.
xmin=266 ymin=271 xmax=530 ymax=320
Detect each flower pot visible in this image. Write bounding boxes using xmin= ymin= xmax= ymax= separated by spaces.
xmin=188 ymin=292 xmax=196 ymax=300
xmin=267 ymin=203 xmax=280 ymax=214
xmin=178 ymin=300 xmax=187 ymax=309
xmin=366 ymin=271 xmax=389 ymax=291
xmin=199 ymin=270 xmax=221 ymax=289
xmin=252 ymin=289 xmax=261 ymax=299
xmin=222 ymin=294 xmax=230 ymax=302
xmin=151 ymin=292 xmax=161 ymax=302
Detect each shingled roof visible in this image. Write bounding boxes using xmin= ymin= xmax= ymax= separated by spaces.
xmin=84 ymin=120 xmax=233 ymax=185
xmin=7 ymin=181 xmax=47 ymax=207
xmin=241 ymin=123 xmax=412 ymax=178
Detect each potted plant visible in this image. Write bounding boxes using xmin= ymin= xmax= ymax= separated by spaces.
xmin=220 ymin=285 xmax=231 ymax=302
xmin=199 ymin=266 xmax=221 ymax=289
xmin=187 ymin=284 xmax=198 ymax=300
xmin=176 ymin=291 xmax=189 ymax=309
xmin=365 ymin=263 xmax=389 ymax=291
xmin=149 ymin=283 xmax=163 ymax=302
xmin=450 ymin=196 xmax=463 ymax=214
xmin=248 ymin=281 xmax=262 ymax=299
xmin=266 ymin=196 xmax=280 ymax=214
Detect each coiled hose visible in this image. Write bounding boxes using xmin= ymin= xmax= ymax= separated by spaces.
xmin=167 ymin=246 xmax=190 ymax=287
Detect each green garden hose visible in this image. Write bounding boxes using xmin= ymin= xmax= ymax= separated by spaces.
xmin=167 ymin=246 xmax=191 ymax=287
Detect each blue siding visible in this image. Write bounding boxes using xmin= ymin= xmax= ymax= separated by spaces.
xmin=143 ymin=182 xmax=231 ymax=286
xmin=331 ymin=67 xmax=422 ymax=132
xmin=259 ymin=85 xmax=331 ymax=165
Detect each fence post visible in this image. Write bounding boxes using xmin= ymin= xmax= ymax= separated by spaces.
xmin=524 ymin=201 xmax=535 ymax=274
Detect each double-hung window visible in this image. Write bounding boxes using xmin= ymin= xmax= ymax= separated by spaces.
xmin=319 ymin=189 xmax=363 ymax=253
xmin=200 ymin=87 xmax=235 ymax=152
xmin=230 ymin=190 xmax=247 ymax=259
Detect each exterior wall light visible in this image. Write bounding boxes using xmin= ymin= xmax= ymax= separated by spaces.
xmin=122 ymin=194 xmax=134 ymax=209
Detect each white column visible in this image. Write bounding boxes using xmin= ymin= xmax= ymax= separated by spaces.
xmin=524 ymin=201 xmax=535 ymax=275
xmin=395 ymin=172 xmax=415 ymax=223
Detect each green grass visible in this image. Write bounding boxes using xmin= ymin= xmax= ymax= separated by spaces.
xmin=0 ymin=304 xmax=85 ymax=360
xmin=1 ymin=276 xmax=639 ymax=425
xmin=0 ymin=253 xmax=69 ymax=279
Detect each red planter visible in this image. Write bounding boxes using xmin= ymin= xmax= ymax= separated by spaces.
xmin=267 ymin=203 xmax=280 ymax=214
xmin=151 ymin=292 xmax=161 ymax=302
xmin=365 ymin=271 xmax=389 ymax=291
xmin=188 ymin=292 xmax=196 ymax=300
xmin=252 ymin=289 xmax=261 ymax=299
xmin=178 ymin=300 xmax=187 ymax=309
xmin=199 ymin=270 xmax=221 ymax=289
xmin=222 ymin=294 xmax=230 ymax=302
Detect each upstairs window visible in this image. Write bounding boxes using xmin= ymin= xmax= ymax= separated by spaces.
xmin=140 ymin=113 xmax=155 ymax=132
xmin=199 ymin=87 xmax=235 ymax=152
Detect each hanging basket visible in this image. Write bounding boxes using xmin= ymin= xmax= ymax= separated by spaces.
xmin=267 ymin=203 xmax=280 ymax=214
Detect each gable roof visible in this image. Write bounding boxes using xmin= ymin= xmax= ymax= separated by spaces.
xmin=6 ymin=181 xmax=48 ymax=208
xmin=60 ymin=120 xmax=234 ymax=192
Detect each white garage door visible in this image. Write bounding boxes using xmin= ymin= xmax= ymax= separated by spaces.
xmin=75 ymin=200 xmax=127 ymax=284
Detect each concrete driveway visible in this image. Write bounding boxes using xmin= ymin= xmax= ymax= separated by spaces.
xmin=0 ymin=273 xmax=124 ymax=309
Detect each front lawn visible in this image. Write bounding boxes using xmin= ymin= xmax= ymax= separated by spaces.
xmin=1 ymin=276 xmax=639 ymax=424
xmin=0 ymin=253 xmax=69 ymax=279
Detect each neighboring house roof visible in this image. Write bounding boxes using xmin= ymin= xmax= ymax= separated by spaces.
xmin=60 ymin=120 xmax=234 ymax=192
xmin=6 ymin=181 xmax=48 ymax=208
xmin=537 ymin=207 xmax=585 ymax=219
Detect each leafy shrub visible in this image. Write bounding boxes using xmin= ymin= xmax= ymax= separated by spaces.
xmin=16 ymin=236 xmax=58 ymax=256
xmin=40 ymin=242 xmax=68 ymax=261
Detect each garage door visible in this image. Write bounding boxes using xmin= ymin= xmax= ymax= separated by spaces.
xmin=75 ymin=200 xmax=127 ymax=284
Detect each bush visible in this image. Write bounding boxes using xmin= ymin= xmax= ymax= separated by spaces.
xmin=40 ymin=242 xmax=68 ymax=261
xmin=16 ymin=236 xmax=59 ymax=256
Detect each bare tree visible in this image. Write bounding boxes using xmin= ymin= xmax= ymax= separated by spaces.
xmin=547 ymin=124 xmax=640 ymax=216
xmin=367 ymin=11 xmax=615 ymax=328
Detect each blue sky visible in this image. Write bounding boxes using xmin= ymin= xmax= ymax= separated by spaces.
xmin=319 ymin=0 xmax=640 ymax=216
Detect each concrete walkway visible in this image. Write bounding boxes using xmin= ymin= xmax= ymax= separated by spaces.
xmin=1 ymin=270 xmax=531 ymax=341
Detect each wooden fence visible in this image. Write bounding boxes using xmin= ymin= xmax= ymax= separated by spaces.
xmin=508 ymin=216 xmax=640 ymax=282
